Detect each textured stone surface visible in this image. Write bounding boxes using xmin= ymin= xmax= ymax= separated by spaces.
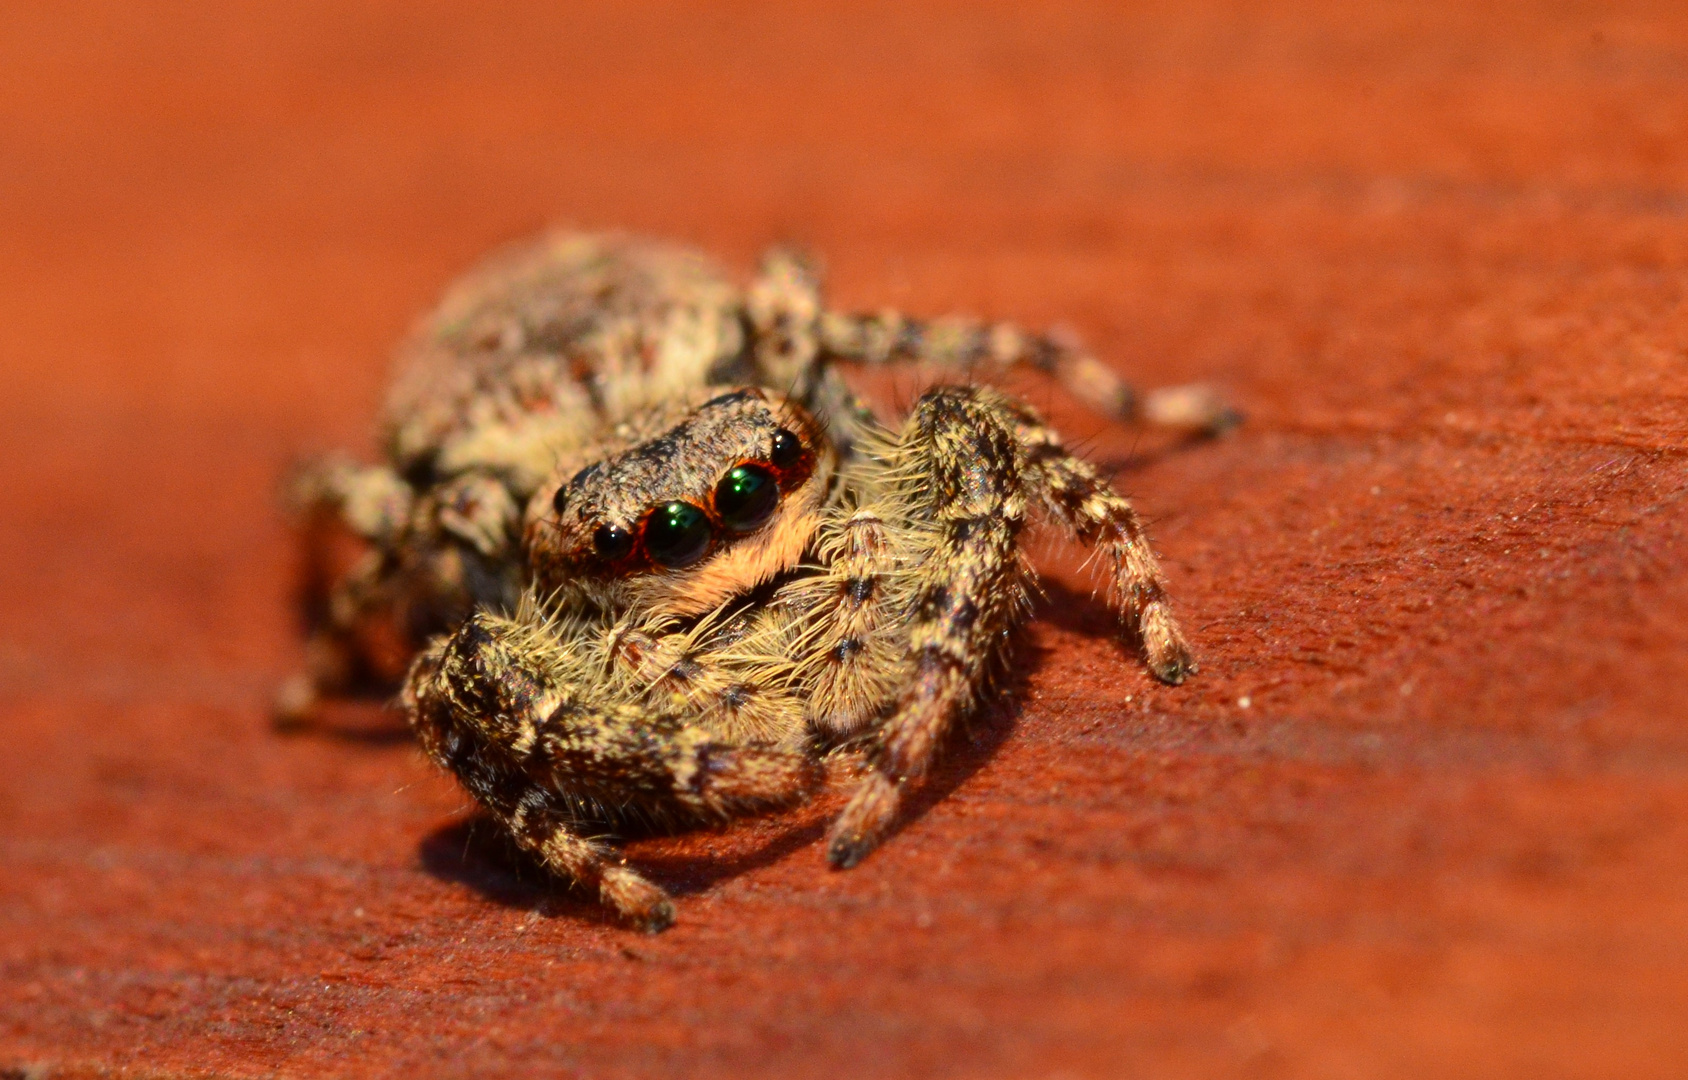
xmin=2 ymin=2 xmax=1687 ymax=1076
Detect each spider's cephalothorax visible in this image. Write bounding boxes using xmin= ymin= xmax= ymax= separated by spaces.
xmin=281 ymin=232 xmax=1233 ymax=931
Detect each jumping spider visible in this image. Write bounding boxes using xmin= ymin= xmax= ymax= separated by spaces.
xmin=280 ymin=232 xmax=1233 ymax=931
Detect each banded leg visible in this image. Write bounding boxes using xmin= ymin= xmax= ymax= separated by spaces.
xmin=288 ymin=455 xmax=416 ymax=546
xmin=745 ymin=246 xmax=824 ymax=396
xmin=405 ymin=612 xmax=820 ymax=930
xmin=1010 ymin=403 xmax=1196 ymax=684
xmin=815 ymin=308 xmax=1238 ymax=435
xmin=826 ymin=387 xmax=1036 ymax=868
xmin=275 ymin=457 xmax=416 ymax=725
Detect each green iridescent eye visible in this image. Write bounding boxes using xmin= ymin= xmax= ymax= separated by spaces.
xmin=714 ymin=464 xmax=779 ymax=534
xmin=643 ymin=501 xmax=712 ymax=568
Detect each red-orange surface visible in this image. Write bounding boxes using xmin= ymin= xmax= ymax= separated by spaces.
xmin=3 ymin=2 xmax=1688 ymax=1077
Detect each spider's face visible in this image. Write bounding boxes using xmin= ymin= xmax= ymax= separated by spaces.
xmin=528 ymin=388 xmax=833 ymax=617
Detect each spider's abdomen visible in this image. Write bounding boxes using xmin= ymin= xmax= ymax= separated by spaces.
xmin=380 ymin=233 xmax=750 ymax=490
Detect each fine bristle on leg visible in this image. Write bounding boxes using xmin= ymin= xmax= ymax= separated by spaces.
xmin=405 ymin=611 xmax=821 ymax=929
xmin=1007 ymin=403 xmax=1197 ymax=684
xmin=826 ymin=386 xmax=1033 ymax=868
xmin=515 ymin=804 xmax=675 ymax=933
xmin=827 ymin=771 xmax=902 ymax=869
xmin=813 ymin=310 xmax=1237 ymax=434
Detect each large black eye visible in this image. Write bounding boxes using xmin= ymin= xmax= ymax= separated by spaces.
xmin=551 ymin=485 xmax=569 ymax=516
xmin=771 ymin=428 xmax=803 ymax=468
xmin=593 ymin=523 xmax=633 ymax=561
xmin=644 ymin=502 xmax=712 ymax=568
xmin=714 ymin=464 xmax=780 ymax=534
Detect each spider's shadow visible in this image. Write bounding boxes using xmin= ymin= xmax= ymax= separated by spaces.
xmin=418 ymin=807 xmax=837 ymax=928
xmin=1033 ymin=575 xmax=1139 ymax=640
xmin=1093 ymin=432 xmax=1221 ymax=477
xmin=414 ymin=620 xmax=1078 ymax=927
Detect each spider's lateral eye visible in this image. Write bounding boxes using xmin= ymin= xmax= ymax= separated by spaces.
xmin=551 ymin=486 xmax=569 ymax=516
xmin=643 ymin=502 xmax=712 ymax=568
xmin=714 ymin=464 xmax=780 ymax=534
xmin=593 ymin=523 xmax=634 ymax=561
xmin=770 ymin=428 xmax=803 ymax=468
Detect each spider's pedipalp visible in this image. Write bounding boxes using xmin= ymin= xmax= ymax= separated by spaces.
xmin=791 ymin=505 xmax=921 ymax=737
xmin=603 ymin=604 xmax=808 ymax=748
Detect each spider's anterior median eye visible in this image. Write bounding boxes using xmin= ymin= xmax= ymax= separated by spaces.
xmin=593 ymin=523 xmax=634 ymax=561
xmin=714 ymin=464 xmax=779 ymax=534
xmin=770 ymin=428 xmax=803 ymax=468
xmin=551 ymin=486 xmax=569 ymax=516
xmin=644 ymin=501 xmax=713 ymax=568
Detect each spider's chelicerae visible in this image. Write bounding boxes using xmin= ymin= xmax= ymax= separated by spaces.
xmin=281 ymin=232 xmax=1233 ymax=931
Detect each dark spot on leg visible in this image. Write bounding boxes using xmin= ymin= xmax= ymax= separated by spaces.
xmin=916 ymin=587 xmax=951 ymax=622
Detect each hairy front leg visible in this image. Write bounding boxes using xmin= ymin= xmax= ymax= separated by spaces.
xmin=278 ymin=461 xmax=528 ymax=727
xmin=826 ymin=387 xmax=1035 ymax=868
xmin=405 ymin=611 xmax=819 ymax=930
xmin=739 ymin=244 xmax=1234 ymax=436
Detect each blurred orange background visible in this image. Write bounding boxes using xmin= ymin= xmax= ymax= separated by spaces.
xmin=2 ymin=2 xmax=1687 ymax=1076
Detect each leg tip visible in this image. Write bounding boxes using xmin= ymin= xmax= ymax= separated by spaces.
xmin=826 ymin=832 xmax=875 ymax=870
xmin=1141 ymin=383 xmax=1241 ymax=437
xmin=1150 ymin=652 xmax=1196 ymax=686
xmin=271 ymin=673 xmax=319 ymax=732
xmin=630 ymin=899 xmax=677 ymax=934
xmin=1138 ymin=602 xmax=1196 ymax=685
xmin=601 ymin=867 xmax=676 ymax=933
xmin=825 ymin=771 xmax=902 ymax=870
xmin=1202 ymin=406 xmax=1246 ymax=437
